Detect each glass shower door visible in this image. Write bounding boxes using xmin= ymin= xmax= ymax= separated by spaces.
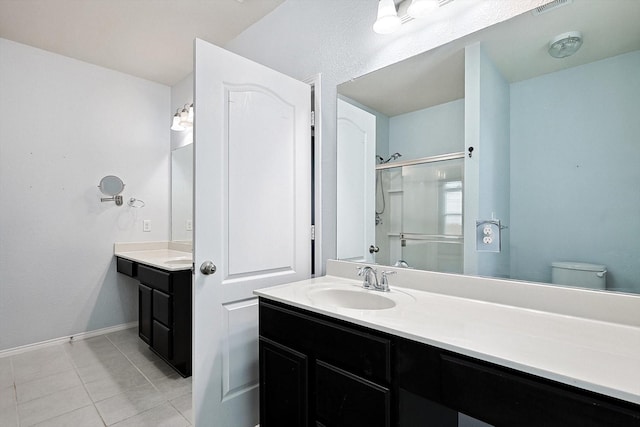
xmin=375 ymin=156 xmax=464 ymax=273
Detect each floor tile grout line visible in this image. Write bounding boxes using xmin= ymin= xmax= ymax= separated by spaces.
xmin=104 ymin=332 xmax=193 ymax=426
xmin=167 ymin=398 xmax=192 ymax=426
xmin=64 ymin=340 xmax=109 ymax=427
xmin=8 ymin=329 xmax=190 ymax=427
xmin=97 ymin=332 xmax=172 ymax=426
xmin=104 ymin=334 xmax=160 ymax=391
xmin=10 ymin=357 xmax=20 ymax=427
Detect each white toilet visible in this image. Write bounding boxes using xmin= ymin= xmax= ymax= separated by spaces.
xmin=551 ymin=261 xmax=607 ymax=290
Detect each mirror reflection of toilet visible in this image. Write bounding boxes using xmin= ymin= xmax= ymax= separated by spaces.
xmin=551 ymin=262 xmax=607 ymax=290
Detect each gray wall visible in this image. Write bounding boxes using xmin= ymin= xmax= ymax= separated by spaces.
xmin=510 ymin=50 xmax=640 ymax=292
xmin=0 ymin=38 xmax=170 ymax=351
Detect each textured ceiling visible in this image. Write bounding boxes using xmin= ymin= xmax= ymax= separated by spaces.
xmin=0 ymin=0 xmax=284 ymax=86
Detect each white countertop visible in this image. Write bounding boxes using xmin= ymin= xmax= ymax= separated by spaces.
xmin=114 ymin=242 xmax=192 ymax=271
xmin=255 ymin=273 xmax=640 ymax=405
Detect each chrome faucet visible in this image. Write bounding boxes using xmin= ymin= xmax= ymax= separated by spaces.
xmin=380 ymin=271 xmax=396 ymax=292
xmin=357 ymin=266 xmax=392 ymax=292
xmin=357 ymin=266 xmax=378 ymax=290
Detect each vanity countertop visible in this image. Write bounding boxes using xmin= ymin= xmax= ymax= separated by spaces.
xmin=114 ymin=242 xmax=192 ymax=271
xmin=255 ymin=271 xmax=640 ymax=406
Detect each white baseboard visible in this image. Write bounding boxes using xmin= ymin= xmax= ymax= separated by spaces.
xmin=0 ymin=321 xmax=138 ymax=359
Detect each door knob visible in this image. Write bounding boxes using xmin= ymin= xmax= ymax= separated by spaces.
xmin=200 ymin=261 xmax=217 ymax=275
xmin=369 ymin=245 xmax=379 ymax=254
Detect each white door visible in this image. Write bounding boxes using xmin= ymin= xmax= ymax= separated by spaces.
xmin=193 ymin=39 xmax=311 ymax=426
xmin=336 ymin=98 xmax=376 ymax=262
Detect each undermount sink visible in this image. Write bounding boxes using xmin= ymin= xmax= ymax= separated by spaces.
xmin=307 ymin=288 xmax=396 ymax=310
xmin=164 ymin=257 xmax=192 ymax=265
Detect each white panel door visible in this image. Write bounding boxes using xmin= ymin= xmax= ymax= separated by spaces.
xmin=336 ymin=98 xmax=376 ymax=262
xmin=193 ymin=38 xmax=311 ymax=426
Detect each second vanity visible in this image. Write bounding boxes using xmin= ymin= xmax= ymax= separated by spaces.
xmin=114 ymin=242 xmax=193 ymax=377
xmin=255 ymin=260 xmax=640 ymax=427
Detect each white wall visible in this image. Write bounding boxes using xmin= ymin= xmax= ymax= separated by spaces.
xmin=0 ymin=38 xmax=170 ymax=351
xmin=224 ymin=0 xmax=547 ymax=273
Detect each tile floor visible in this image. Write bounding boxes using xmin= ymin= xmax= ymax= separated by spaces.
xmin=0 ymin=327 xmax=192 ymax=427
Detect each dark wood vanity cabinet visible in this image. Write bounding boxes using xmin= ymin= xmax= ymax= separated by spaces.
xmin=259 ymin=299 xmax=393 ymax=427
xmin=259 ymin=298 xmax=640 ymax=427
xmin=116 ymin=258 xmax=192 ymax=377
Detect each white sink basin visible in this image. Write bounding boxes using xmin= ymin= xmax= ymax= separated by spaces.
xmin=307 ymin=288 xmax=396 ymax=310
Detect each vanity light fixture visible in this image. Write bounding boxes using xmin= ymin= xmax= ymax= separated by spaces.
xmin=171 ymin=109 xmax=185 ymax=131
xmin=373 ymin=0 xmax=454 ymax=35
xmin=548 ymin=31 xmax=583 ymax=58
xmin=171 ymin=103 xmax=194 ymax=131
xmin=373 ymin=0 xmax=402 ymax=34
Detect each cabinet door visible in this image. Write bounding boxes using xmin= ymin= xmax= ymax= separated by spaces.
xmin=260 ymin=338 xmax=308 ymax=427
xmin=152 ymin=289 xmax=172 ymax=327
xmin=152 ymin=320 xmax=172 ymax=360
xmin=315 ymin=360 xmax=390 ymax=427
xmin=138 ymin=283 xmax=152 ymax=345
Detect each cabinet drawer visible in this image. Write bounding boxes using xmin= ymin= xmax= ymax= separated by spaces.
xmin=260 ymin=301 xmax=391 ymax=384
xmin=152 ymin=289 xmax=172 ymax=327
xmin=441 ymin=355 xmax=640 ymax=427
xmin=315 ymin=360 xmax=390 ymax=427
xmin=116 ymin=258 xmax=137 ymax=277
xmin=153 ymin=320 xmax=172 ymax=360
xmin=138 ymin=264 xmax=172 ymax=293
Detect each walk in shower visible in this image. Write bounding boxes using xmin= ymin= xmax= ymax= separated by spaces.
xmin=374 ymin=152 xmax=464 ymax=273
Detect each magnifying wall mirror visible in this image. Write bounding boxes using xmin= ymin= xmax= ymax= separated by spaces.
xmin=99 ymin=175 xmax=125 ymax=205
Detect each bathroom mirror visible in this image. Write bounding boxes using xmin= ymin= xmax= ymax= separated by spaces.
xmin=98 ymin=175 xmax=125 ymax=196
xmin=337 ymin=0 xmax=640 ymax=294
xmin=171 ymin=144 xmax=193 ymax=243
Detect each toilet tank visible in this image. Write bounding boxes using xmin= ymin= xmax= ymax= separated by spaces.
xmin=551 ymin=262 xmax=607 ymax=290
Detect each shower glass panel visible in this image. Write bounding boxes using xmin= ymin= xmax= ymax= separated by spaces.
xmin=375 ymin=157 xmax=464 ymax=273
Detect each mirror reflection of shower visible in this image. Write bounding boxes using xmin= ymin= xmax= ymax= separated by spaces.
xmin=375 ymin=153 xmax=401 ymax=225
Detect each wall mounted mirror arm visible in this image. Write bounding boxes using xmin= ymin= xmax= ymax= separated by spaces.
xmin=98 ymin=175 xmax=125 ymax=206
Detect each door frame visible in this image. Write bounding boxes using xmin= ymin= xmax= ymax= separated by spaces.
xmin=304 ymin=73 xmax=323 ymax=277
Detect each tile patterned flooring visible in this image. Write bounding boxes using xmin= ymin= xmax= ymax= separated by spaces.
xmin=0 ymin=327 xmax=192 ymax=427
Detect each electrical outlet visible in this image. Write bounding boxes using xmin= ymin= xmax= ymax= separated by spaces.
xmin=186 ymin=219 xmax=192 ymax=231
xmin=143 ymin=220 xmax=151 ymax=232
xmin=476 ymin=220 xmax=500 ymax=252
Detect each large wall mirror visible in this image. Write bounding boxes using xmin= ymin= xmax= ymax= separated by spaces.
xmin=171 ymin=143 xmax=193 ymax=243
xmin=337 ymin=0 xmax=640 ymax=295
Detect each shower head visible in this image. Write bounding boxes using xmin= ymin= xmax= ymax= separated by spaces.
xmin=389 ymin=152 xmax=402 ymax=161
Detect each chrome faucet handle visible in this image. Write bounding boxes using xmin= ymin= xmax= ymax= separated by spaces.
xmin=379 ymin=271 xmax=396 ymax=292
xmin=356 ymin=266 xmax=378 ymax=289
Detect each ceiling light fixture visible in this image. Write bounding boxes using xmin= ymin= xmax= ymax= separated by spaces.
xmin=373 ymin=0 xmax=453 ymax=35
xmin=548 ymin=31 xmax=583 ymax=58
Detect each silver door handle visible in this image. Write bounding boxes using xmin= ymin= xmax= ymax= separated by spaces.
xmin=200 ymin=261 xmax=217 ymax=275
xmin=369 ymin=245 xmax=379 ymax=253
